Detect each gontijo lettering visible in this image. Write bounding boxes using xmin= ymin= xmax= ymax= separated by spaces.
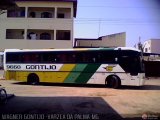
xmin=26 ymin=65 xmax=56 ymax=70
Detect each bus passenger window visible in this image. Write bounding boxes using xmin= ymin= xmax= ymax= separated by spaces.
xmin=54 ymin=58 xmax=57 ymax=62
xmin=92 ymin=57 xmax=96 ymax=63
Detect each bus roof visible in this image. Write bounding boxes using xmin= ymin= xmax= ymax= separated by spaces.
xmin=4 ymin=47 xmax=141 ymax=52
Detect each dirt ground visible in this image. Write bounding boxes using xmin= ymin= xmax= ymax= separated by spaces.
xmin=0 ymin=78 xmax=160 ymax=120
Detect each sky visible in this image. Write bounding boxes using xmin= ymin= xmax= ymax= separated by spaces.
xmin=74 ymin=0 xmax=160 ymax=47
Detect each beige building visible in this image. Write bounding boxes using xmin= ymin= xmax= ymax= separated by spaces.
xmin=143 ymin=39 xmax=160 ymax=54
xmin=74 ymin=32 xmax=126 ymax=48
xmin=0 ymin=0 xmax=77 ymax=51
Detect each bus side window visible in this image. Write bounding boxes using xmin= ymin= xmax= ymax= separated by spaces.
xmin=47 ymin=54 xmax=58 ymax=63
xmin=23 ymin=54 xmax=30 ymax=63
xmin=75 ymin=52 xmax=82 ymax=63
xmin=115 ymin=58 xmax=118 ymax=62
xmin=70 ymin=54 xmax=76 ymax=63
xmin=54 ymin=58 xmax=57 ymax=62
xmin=92 ymin=57 xmax=96 ymax=63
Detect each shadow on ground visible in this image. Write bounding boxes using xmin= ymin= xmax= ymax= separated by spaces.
xmin=120 ymin=85 xmax=160 ymax=90
xmin=0 ymin=96 xmax=125 ymax=120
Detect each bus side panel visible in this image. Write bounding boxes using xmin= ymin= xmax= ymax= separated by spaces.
xmin=16 ymin=71 xmax=56 ymax=83
xmin=88 ymin=73 xmax=106 ymax=84
xmin=5 ymin=71 xmax=16 ymax=80
xmin=43 ymin=72 xmax=64 ymax=83
xmin=114 ymin=73 xmax=130 ymax=85
xmin=42 ymin=64 xmax=76 ymax=83
xmin=16 ymin=71 xmax=28 ymax=82
xmin=64 ymin=64 xmax=87 ymax=83
xmin=75 ymin=64 xmax=101 ymax=84
xmin=55 ymin=64 xmax=76 ymax=83
xmin=42 ymin=72 xmax=57 ymax=82
xmin=120 ymin=73 xmax=145 ymax=86
xmin=114 ymin=73 xmax=144 ymax=86
xmin=64 ymin=72 xmax=81 ymax=83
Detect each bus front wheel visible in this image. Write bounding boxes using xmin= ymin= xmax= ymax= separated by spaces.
xmin=106 ymin=75 xmax=121 ymax=89
xmin=27 ymin=73 xmax=39 ymax=85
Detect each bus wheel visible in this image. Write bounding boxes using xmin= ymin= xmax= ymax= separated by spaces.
xmin=106 ymin=75 xmax=121 ymax=89
xmin=27 ymin=73 xmax=39 ymax=85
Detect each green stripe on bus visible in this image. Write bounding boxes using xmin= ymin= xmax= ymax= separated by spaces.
xmin=75 ymin=64 xmax=101 ymax=84
xmin=64 ymin=64 xmax=87 ymax=83
xmin=100 ymin=48 xmax=114 ymax=50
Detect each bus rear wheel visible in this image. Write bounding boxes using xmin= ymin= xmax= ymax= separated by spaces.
xmin=27 ymin=73 xmax=39 ymax=85
xmin=106 ymin=75 xmax=121 ymax=89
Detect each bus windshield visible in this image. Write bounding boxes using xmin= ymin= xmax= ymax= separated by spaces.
xmin=118 ymin=55 xmax=143 ymax=75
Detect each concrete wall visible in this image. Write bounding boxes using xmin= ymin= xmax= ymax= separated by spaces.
xmin=75 ymin=32 xmax=126 ymax=48
xmin=151 ymin=39 xmax=160 ymax=54
xmin=143 ymin=39 xmax=160 ymax=54
xmin=101 ymin=32 xmax=126 ymax=47
xmin=0 ymin=1 xmax=75 ymax=51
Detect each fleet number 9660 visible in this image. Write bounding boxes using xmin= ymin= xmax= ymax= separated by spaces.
xmin=6 ymin=65 xmax=21 ymax=69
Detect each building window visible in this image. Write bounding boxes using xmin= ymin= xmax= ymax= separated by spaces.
xmin=40 ymin=33 xmax=51 ymax=40
xmin=27 ymin=29 xmax=54 ymax=40
xmin=7 ymin=7 xmax=25 ymax=17
xmin=6 ymin=29 xmax=24 ymax=39
xmin=29 ymin=12 xmax=36 ymax=18
xmin=57 ymin=13 xmax=65 ymax=18
xmin=57 ymin=8 xmax=71 ymax=18
xmin=56 ymin=30 xmax=71 ymax=40
xmin=28 ymin=7 xmax=55 ymax=18
xmin=41 ymin=12 xmax=52 ymax=18
xmin=28 ymin=32 xmax=37 ymax=40
xmin=145 ymin=48 xmax=148 ymax=52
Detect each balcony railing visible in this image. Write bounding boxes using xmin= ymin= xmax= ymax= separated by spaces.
xmin=6 ymin=29 xmax=71 ymax=41
xmin=7 ymin=7 xmax=72 ymax=19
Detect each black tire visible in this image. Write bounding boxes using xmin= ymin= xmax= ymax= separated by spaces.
xmin=0 ymin=88 xmax=7 ymax=105
xmin=27 ymin=73 xmax=39 ymax=85
xmin=106 ymin=76 xmax=120 ymax=89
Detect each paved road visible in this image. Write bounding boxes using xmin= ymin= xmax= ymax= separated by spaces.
xmin=0 ymin=79 xmax=160 ymax=120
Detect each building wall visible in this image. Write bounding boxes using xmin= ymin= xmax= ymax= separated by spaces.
xmin=151 ymin=39 xmax=160 ymax=53
xmin=0 ymin=1 xmax=75 ymax=51
xmin=75 ymin=32 xmax=126 ymax=48
xmin=76 ymin=40 xmax=102 ymax=47
xmin=143 ymin=39 xmax=160 ymax=53
xmin=101 ymin=32 xmax=126 ymax=47
xmin=143 ymin=40 xmax=151 ymax=53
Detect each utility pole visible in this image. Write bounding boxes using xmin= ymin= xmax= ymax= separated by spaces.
xmin=98 ymin=19 xmax=101 ymax=37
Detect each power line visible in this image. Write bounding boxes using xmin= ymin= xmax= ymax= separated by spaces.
xmin=75 ymin=23 xmax=160 ymax=26
xmin=75 ymin=18 xmax=160 ymax=21
xmin=74 ymin=19 xmax=160 ymax=24
xmin=78 ymin=5 xmax=160 ymax=9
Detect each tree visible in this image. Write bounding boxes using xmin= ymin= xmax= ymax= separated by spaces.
xmin=137 ymin=41 xmax=143 ymax=52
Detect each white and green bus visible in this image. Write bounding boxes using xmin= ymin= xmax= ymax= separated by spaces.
xmin=3 ymin=47 xmax=145 ymax=88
